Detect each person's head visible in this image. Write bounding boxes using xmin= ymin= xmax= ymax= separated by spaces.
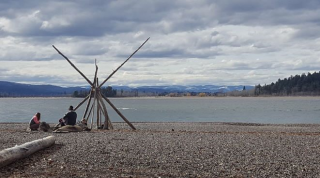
xmin=36 ymin=112 xmax=41 ymax=120
xmin=69 ymin=105 xmax=74 ymax=111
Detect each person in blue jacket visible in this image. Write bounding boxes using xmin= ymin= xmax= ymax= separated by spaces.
xmin=59 ymin=105 xmax=77 ymax=126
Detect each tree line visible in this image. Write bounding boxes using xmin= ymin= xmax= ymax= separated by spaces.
xmin=72 ymin=86 xmax=223 ymax=97
xmin=73 ymin=86 xmax=117 ymax=97
xmin=254 ymin=71 xmax=320 ymax=96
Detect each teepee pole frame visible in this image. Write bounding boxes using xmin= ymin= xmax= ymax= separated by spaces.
xmin=53 ymin=38 xmax=149 ymax=130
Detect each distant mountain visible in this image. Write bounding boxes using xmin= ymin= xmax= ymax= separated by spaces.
xmin=0 ymin=81 xmax=85 ymax=97
xmin=0 ymin=81 xmax=254 ymax=97
xmin=111 ymin=85 xmax=254 ymax=93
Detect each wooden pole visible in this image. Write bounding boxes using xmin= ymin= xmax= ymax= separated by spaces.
xmin=106 ymin=111 xmax=113 ymax=129
xmin=74 ymin=94 xmax=90 ymax=111
xmin=90 ymin=86 xmax=98 ymax=130
xmin=83 ymin=89 xmax=93 ymax=119
xmin=95 ymin=75 xmax=100 ymax=128
xmin=52 ymin=45 xmax=94 ymax=86
xmin=86 ymin=96 xmax=95 ymax=122
xmin=97 ymin=99 xmax=101 ymax=128
xmin=90 ymin=104 xmax=95 ymax=130
xmin=101 ymin=94 xmax=136 ymax=130
xmin=97 ymin=93 xmax=113 ymax=129
xmin=97 ymin=97 xmax=108 ymax=128
xmin=97 ymin=101 xmax=103 ymax=127
xmin=0 ymin=136 xmax=55 ymax=168
xmin=98 ymin=37 xmax=150 ymax=88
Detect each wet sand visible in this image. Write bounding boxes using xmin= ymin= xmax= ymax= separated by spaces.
xmin=1 ymin=122 xmax=320 ymax=177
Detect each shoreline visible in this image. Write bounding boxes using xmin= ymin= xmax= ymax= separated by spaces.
xmin=1 ymin=122 xmax=320 ymax=177
xmin=2 ymin=121 xmax=320 ymax=127
xmin=2 ymin=95 xmax=320 ymax=99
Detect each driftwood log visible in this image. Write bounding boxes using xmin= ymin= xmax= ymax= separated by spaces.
xmin=0 ymin=136 xmax=56 ymax=168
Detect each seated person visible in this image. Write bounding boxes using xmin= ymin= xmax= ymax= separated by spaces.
xmin=29 ymin=112 xmax=41 ymax=131
xmin=59 ymin=105 xmax=77 ymax=126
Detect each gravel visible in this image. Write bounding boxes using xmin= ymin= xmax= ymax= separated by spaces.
xmin=1 ymin=122 xmax=320 ymax=177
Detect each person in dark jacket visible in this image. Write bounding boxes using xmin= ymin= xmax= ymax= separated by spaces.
xmin=29 ymin=112 xmax=41 ymax=131
xmin=60 ymin=105 xmax=77 ymax=126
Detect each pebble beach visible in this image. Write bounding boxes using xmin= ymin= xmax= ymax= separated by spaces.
xmin=1 ymin=122 xmax=320 ymax=177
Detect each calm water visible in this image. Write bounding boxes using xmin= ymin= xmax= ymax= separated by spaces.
xmin=0 ymin=97 xmax=319 ymax=124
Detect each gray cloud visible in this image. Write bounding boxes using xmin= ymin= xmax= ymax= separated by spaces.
xmin=1 ymin=0 xmax=320 ymax=86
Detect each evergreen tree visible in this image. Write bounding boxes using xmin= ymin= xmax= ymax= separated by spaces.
xmin=255 ymin=71 xmax=320 ymax=96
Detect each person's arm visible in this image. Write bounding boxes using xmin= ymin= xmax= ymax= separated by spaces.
xmin=63 ymin=113 xmax=69 ymax=123
xmin=63 ymin=113 xmax=67 ymax=119
xmin=33 ymin=116 xmax=40 ymax=124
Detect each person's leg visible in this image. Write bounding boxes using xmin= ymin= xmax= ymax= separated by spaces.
xmin=59 ymin=118 xmax=66 ymax=126
xmin=30 ymin=124 xmax=40 ymax=131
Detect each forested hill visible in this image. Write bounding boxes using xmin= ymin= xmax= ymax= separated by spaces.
xmin=255 ymin=71 xmax=320 ymax=96
xmin=0 ymin=81 xmax=254 ymax=97
xmin=0 ymin=81 xmax=84 ymax=97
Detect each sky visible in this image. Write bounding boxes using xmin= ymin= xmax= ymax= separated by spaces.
xmin=1 ymin=0 xmax=320 ymax=87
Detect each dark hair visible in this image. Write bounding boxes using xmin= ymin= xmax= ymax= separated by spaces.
xmin=69 ymin=105 xmax=74 ymax=110
xmin=36 ymin=112 xmax=41 ymax=120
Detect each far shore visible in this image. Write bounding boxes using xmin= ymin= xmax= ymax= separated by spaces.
xmin=2 ymin=95 xmax=320 ymax=99
xmin=1 ymin=121 xmax=320 ymax=126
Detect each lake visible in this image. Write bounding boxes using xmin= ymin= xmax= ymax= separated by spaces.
xmin=0 ymin=97 xmax=319 ymax=124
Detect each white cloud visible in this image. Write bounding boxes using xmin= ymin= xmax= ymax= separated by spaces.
xmin=0 ymin=0 xmax=320 ymax=87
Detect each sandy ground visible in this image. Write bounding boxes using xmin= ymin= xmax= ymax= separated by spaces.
xmin=1 ymin=122 xmax=320 ymax=177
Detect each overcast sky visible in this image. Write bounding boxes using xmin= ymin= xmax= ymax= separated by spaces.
xmin=1 ymin=0 xmax=320 ymax=87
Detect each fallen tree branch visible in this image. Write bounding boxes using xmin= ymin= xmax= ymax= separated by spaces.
xmin=0 ymin=136 xmax=56 ymax=168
